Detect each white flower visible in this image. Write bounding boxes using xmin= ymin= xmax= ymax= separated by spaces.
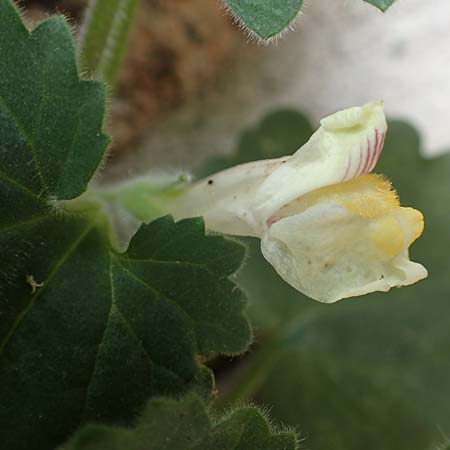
xmin=170 ymin=101 xmax=427 ymax=303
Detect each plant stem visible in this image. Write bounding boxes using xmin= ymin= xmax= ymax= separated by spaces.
xmin=79 ymin=0 xmax=139 ymax=87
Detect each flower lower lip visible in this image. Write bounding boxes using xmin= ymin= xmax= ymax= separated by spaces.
xmin=169 ymin=102 xmax=426 ymax=302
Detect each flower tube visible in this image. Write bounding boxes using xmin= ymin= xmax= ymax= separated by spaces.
xmin=170 ymin=102 xmax=427 ymax=303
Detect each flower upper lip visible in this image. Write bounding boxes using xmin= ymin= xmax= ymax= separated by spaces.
xmin=252 ymin=101 xmax=388 ymax=232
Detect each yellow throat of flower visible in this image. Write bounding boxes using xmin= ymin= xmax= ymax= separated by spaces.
xmin=272 ymin=174 xmax=424 ymax=259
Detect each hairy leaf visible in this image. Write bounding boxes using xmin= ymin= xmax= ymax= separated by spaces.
xmin=1 ymin=214 xmax=250 ymax=450
xmin=0 ymin=3 xmax=251 ymax=450
xmin=0 ymin=0 xmax=109 ymax=206
xmin=223 ymin=0 xmax=304 ymax=41
xmin=64 ymin=395 xmax=297 ymax=450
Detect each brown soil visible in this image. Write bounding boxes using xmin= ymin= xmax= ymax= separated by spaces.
xmin=112 ymin=0 xmax=241 ymax=156
xmin=20 ymin=0 xmax=241 ymax=156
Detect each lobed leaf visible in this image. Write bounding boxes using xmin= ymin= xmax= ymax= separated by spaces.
xmin=64 ymin=395 xmax=298 ymax=450
xmin=0 ymin=0 xmax=109 ymax=206
xmin=0 ymin=214 xmax=250 ymax=450
xmin=0 ymin=3 xmax=251 ymax=449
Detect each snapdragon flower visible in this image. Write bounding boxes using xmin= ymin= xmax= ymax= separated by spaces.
xmin=170 ymin=102 xmax=427 ymax=303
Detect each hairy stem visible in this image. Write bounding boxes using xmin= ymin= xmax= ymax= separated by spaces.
xmin=79 ymin=0 xmax=139 ymax=87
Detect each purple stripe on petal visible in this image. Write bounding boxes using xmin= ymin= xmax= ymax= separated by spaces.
xmin=361 ymin=136 xmax=372 ymax=174
xmin=354 ymin=144 xmax=363 ymax=178
xmin=369 ymin=130 xmax=386 ymax=171
xmin=368 ymin=128 xmax=379 ymax=172
xmin=342 ymin=153 xmax=352 ymax=181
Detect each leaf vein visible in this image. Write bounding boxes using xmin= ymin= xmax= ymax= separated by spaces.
xmin=80 ymin=252 xmax=115 ymax=419
xmin=114 ymin=258 xmax=233 ymax=347
xmin=0 ymin=94 xmax=46 ymax=189
xmin=0 ymin=168 xmax=45 ymax=202
xmin=0 ymin=213 xmax=50 ymax=233
xmin=0 ymin=220 xmax=96 ymax=355
xmin=113 ymin=258 xmax=196 ymax=331
xmin=114 ymin=306 xmax=187 ymax=385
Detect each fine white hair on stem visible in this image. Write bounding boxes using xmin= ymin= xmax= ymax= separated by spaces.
xmin=217 ymin=0 xmax=307 ymax=45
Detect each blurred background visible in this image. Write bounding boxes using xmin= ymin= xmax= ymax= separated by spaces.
xmin=22 ymin=0 xmax=450 ymax=173
xmin=20 ymin=1 xmax=450 ymax=449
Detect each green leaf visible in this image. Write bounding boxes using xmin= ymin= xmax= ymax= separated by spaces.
xmin=248 ymin=121 xmax=450 ymax=450
xmin=65 ymin=395 xmax=298 ymax=450
xmin=0 ymin=0 xmax=109 ymax=205
xmin=1 ymin=213 xmax=250 ymax=443
xmin=1 ymin=214 xmax=251 ymax=450
xmin=0 ymin=4 xmax=251 ymax=450
xmin=363 ymin=0 xmax=397 ymax=12
xmin=223 ymin=0 xmax=304 ymax=41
